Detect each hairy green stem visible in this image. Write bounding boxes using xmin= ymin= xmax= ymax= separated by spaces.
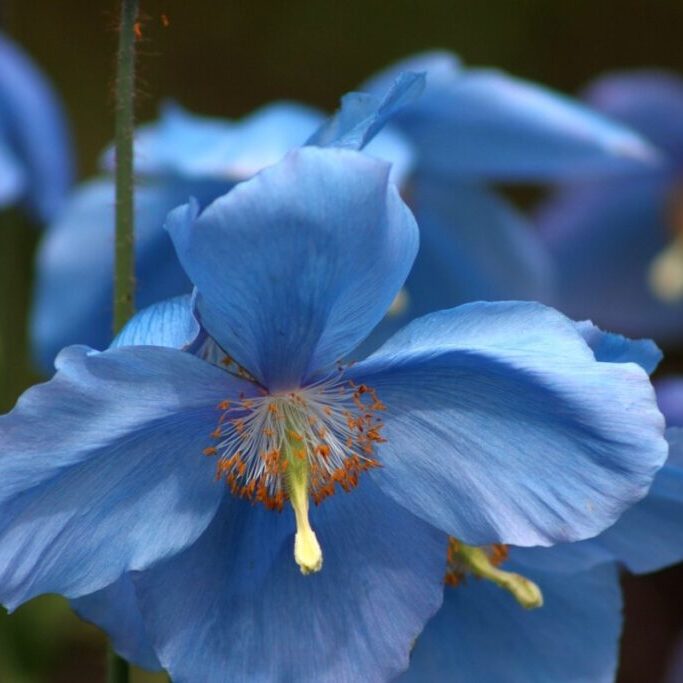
xmin=108 ymin=1 xmax=138 ymax=681
xmin=113 ymin=0 xmax=138 ymax=334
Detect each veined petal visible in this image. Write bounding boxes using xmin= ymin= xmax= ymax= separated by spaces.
xmin=583 ymin=71 xmax=683 ymax=160
xmin=0 ymin=345 xmax=254 ymax=610
xmin=112 ymin=294 xmax=200 ymax=350
xmin=307 ymin=71 xmax=424 ymax=151
xmin=350 ymin=301 xmax=666 ymax=546
xmin=134 ymin=478 xmax=446 ymax=683
xmin=0 ymin=32 xmax=73 ymax=222
xmin=514 ymin=427 xmax=683 ymax=575
xmin=574 ymin=319 xmax=662 ymax=374
xmin=31 ymin=177 xmax=227 ymax=370
xmin=102 ymin=101 xmax=324 ymax=181
xmin=363 ymin=51 xmax=658 ymax=180
xmin=538 ymin=174 xmax=683 ymax=343
xmin=168 ymin=147 xmax=418 ymax=390
xmin=399 ymin=560 xmax=622 ymax=683
xmin=71 ymin=574 xmax=161 ymax=671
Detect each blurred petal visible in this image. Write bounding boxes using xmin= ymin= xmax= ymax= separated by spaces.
xmin=584 ymin=71 xmax=683 ymax=160
xmin=574 ymin=319 xmax=662 ymax=374
xmin=399 ymin=560 xmax=622 ymax=683
xmin=0 ymin=32 xmax=73 ymax=221
xmin=0 ymin=345 xmax=255 ymax=609
xmin=0 ymin=136 xmax=25 ymax=206
xmin=71 ymin=574 xmax=161 ymax=671
xmin=656 ymin=377 xmax=683 ymax=427
xmin=135 ymin=478 xmax=446 ymax=683
xmin=357 ymin=177 xmax=555 ymax=356
xmin=112 ymin=294 xmax=200 ymax=350
xmin=168 ymin=147 xmax=418 ymax=390
xmin=31 ymin=177 xmax=226 ymax=370
xmin=538 ymin=175 xmax=683 ymax=342
xmin=363 ymin=51 xmax=658 ymax=180
xmin=104 ymin=101 xmax=324 ymax=181
xmin=350 ymin=302 xmax=666 ymax=546
xmin=514 ymin=427 xmax=683 ymax=575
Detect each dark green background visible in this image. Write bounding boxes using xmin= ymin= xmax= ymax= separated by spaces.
xmin=1 ymin=1 xmax=682 ymax=681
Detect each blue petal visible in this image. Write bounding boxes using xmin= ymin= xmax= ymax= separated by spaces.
xmin=514 ymin=426 xmax=683 ymax=575
xmin=349 ymin=301 xmax=667 ymax=546
xmin=656 ymin=377 xmax=683 ymax=427
xmin=307 ymin=71 xmax=424 ymax=150
xmin=583 ymin=71 xmax=683 ymax=162
xmin=103 ymin=101 xmax=324 ymax=181
xmin=363 ymin=51 xmax=658 ymax=180
xmin=168 ymin=147 xmax=418 ymax=390
xmin=399 ymin=560 xmax=622 ymax=683
xmin=0 ymin=136 xmax=25 ymax=206
xmin=0 ymin=345 xmax=254 ymax=609
xmin=71 ymin=574 xmax=161 ymax=671
xmin=538 ymin=174 xmax=683 ymax=343
xmin=0 ymin=32 xmax=73 ymax=222
xmin=134 ymin=478 xmax=446 ymax=683
xmin=112 ymin=294 xmax=200 ymax=350
xmin=573 ymin=319 xmax=662 ymax=374
xmin=31 ymin=177 xmax=227 ymax=371
xmin=356 ymin=177 xmax=555 ymax=356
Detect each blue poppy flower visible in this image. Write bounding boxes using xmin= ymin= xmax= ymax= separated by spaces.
xmin=2 ymin=147 xmax=667 ymax=681
xmin=0 ymin=32 xmax=73 ymax=222
xmin=399 ymin=324 xmax=683 ymax=683
xmin=537 ymin=71 xmax=683 ymax=344
xmin=31 ymin=75 xmax=418 ymax=371
xmin=356 ymin=53 xmax=661 ymax=353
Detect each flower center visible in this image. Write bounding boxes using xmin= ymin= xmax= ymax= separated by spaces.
xmin=203 ymin=374 xmax=386 ymax=573
xmin=445 ymin=538 xmax=543 ymax=610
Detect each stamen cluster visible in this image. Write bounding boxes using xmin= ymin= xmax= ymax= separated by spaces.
xmin=203 ymin=372 xmax=386 ymax=509
xmin=445 ymin=537 xmax=509 ymax=587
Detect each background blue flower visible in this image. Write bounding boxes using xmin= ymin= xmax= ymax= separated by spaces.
xmin=537 ymin=71 xmax=683 ymax=345
xmin=0 ymin=32 xmax=73 ymax=223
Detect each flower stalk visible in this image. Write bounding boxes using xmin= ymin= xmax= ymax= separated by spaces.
xmin=108 ymin=0 xmax=139 ymax=680
xmin=113 ymin=0 xmax=138 ymax=334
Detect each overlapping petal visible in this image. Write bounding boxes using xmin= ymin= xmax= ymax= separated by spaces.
xmin=31 ymin=178 xmax=227 ymax=370
xmin=538 ymin=175 xmax=683 ymax=342
xmin=399 ymin=560 xmax=622 ymax=683
xmin=71 ymin=574 xmax=161 ymax=671
xmin=168 ymin=147 xmax=418 ymax=390
xmin=0 ymin=32 xmax=73 ymax=221
xmin=514 ymin=427 xmax=683 ymax=575
xmin=363 ymin=51 xmax=657 ymax=180
xmin=656 ymin=377 xmax=683 ymax=427
xmin=134 ymin=478 xmax=446 ymax=683
xmin=349 ymin=301 xmax=666 ymax=546
xmin=0 ymin=345 xmax=255 ymax=609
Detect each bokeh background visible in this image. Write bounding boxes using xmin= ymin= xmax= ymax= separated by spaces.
xmin=1 ymin=1 xmax=683 ymax=681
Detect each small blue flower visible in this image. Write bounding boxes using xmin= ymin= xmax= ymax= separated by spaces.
xmin=1 ymin=148 xmax=667 ymax=681
xmin=357 ymin=53 xmax=661 ymax=353
xmin=400 ymin=324 xmax=683 ymax=683
xmin=0 ymin=32 xmax=73 ymax=222
xmin=537 ymin=71 xmax=683 ymax=344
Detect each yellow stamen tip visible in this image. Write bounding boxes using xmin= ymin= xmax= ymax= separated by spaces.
xmin=649 ymin=242 xmax=683 ymax=302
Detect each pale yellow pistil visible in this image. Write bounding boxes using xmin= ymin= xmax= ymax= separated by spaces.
xmin=448 ymin=540 xmax=543 ymax=609
xmin=284 ymin=425 xmax=323 ymax=575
